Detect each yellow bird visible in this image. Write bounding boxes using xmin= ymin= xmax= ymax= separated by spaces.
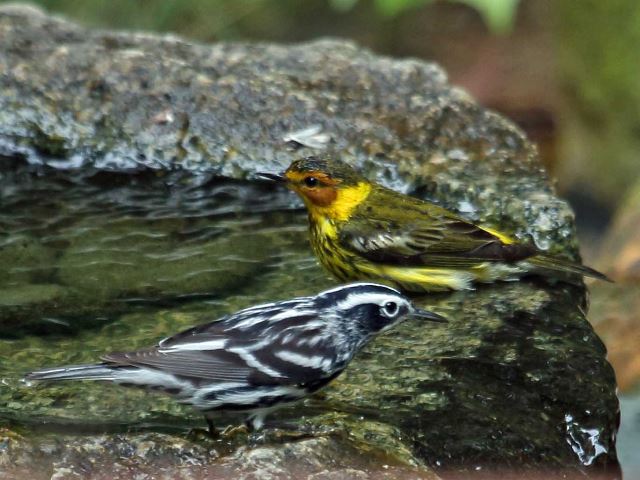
xmin=260 ymin=156 xmax=609 ymax=292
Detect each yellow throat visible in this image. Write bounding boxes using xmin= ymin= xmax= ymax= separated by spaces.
xmin=305 ymin=182 xmax=372 ymax=224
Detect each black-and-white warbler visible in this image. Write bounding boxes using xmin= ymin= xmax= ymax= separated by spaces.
xmin=25 ymin=283 xmax=445 ymax=433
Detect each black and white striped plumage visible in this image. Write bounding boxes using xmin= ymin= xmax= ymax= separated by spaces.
xmin=25 ymin=283 xmax=445 ymax=432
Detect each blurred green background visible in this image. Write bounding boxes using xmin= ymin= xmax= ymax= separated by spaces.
xmin=3 ymin=0 xmax=640 ymax=475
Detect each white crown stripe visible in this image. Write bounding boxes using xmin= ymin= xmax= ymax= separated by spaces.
xmin=335 ymin=291 xmax=408 ymax=312
xmin=317 ymin=282 xmax=402 ymax=298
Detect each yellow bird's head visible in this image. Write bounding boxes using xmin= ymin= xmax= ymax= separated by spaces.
xmin=259 ymin=156 xmax=371 ymax=221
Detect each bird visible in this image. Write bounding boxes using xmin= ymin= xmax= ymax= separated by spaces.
xmin=259 ymin=156 xmax=609 ymax=292
xmin=25 ymin=283 xmax=445 ymax=434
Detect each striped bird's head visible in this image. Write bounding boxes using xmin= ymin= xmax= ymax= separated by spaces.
xmin=315 ymin=283 xmax=446 ymax=340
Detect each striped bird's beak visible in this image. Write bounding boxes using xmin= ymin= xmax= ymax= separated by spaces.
xmin=257 ymin=172 xmax=287 ymax=183
xmin=411 ymin=308 xmax=447 ymax=323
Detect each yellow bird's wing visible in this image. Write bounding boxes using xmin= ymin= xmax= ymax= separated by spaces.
xmin=339 ymin=189 xmax=537 ymax=268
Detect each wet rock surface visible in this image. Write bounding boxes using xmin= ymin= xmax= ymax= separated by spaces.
xmin=0 ymin=5 xmax=620 ymax=480
xmin=0 ymin=429 xmax=437 ymax=480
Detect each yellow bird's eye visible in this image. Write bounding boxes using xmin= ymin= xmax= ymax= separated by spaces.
xmin=304 ymin=176 xmax=319 ymax=188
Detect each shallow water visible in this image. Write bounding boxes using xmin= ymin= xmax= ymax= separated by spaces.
xmin=0 ymin=159 xmax=620 ymax=478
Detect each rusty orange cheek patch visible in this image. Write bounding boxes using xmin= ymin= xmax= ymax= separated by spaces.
xmin=299 ymin=187 xmax=338 ymax=207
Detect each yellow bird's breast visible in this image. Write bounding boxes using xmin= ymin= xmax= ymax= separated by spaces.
xmin=307 ymin=182 xmax=372 ymax=224
xmin=304 ymin=182 xmax=373 ymax=282
xmin=308 ymin=216 xmax=358 ymax=282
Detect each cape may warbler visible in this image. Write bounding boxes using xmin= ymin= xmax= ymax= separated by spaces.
xmin=260 ymin=156 xmax=608 ymax=292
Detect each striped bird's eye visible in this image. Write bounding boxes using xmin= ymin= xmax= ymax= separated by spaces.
xmin=304 ymin=176 xmax=319 ymax=188
xmin=381 ymin=301 xmax=399 ymax=318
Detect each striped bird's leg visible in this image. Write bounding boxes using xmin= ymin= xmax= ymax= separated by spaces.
xmin=186 ymin=415 xmax=220 ymax=439
xmin=205 ymin=416 xmax=217 ymax=437
xmin=245 ymin=406 xmax=316 ymax=441
xmin=244 ymin=405 xmax=290 ymax=431
xmin=245 ymin=409 xmax=268 ymax=431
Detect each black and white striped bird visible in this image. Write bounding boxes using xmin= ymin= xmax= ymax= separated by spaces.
xmin=25 ymin=283 xmax=445 ymax=433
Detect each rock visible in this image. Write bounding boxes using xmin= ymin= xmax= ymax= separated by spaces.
xmin=0 ymin=5 xmax=620 ymax=480
xmin=0 ymin=284 xmax=74 ymax=326
xmin=0 ymin=430 xmax=437 ymax=480
xmin=1 ymin=4 xmax=576 ymax=254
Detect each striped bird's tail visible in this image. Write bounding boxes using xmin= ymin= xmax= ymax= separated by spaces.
xmin=25 ymin=363 xmax=116 ymax=382
xmin=526 ymin=254 xmax=611 ymax=282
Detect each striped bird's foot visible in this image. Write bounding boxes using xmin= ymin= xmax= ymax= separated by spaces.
xmin=247 ymin=422 xmax=317 ymax=446
xmin=187 ymin=417 xmax=232 ymax=440
xmin=187 ymin=426 xmax=219 ymax=441
xmin=221 ymin=423 xmax=250 ymax=438
xmin=188 ymin=421 xmax=250 ymax=442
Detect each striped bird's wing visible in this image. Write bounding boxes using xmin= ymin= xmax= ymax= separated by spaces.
xmin=156 ymin=298 xmax=313 ymax=349
xmin=340 ymin=190 xmax=537 ymax=267
xmin=102 ymin=349 xmax=253 ymax=382
xmin=103 ymin=300 xmax=343 ymax=387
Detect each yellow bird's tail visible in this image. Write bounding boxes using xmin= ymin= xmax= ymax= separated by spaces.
xmin=526 ymin=254 xmax=611 ymax=282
